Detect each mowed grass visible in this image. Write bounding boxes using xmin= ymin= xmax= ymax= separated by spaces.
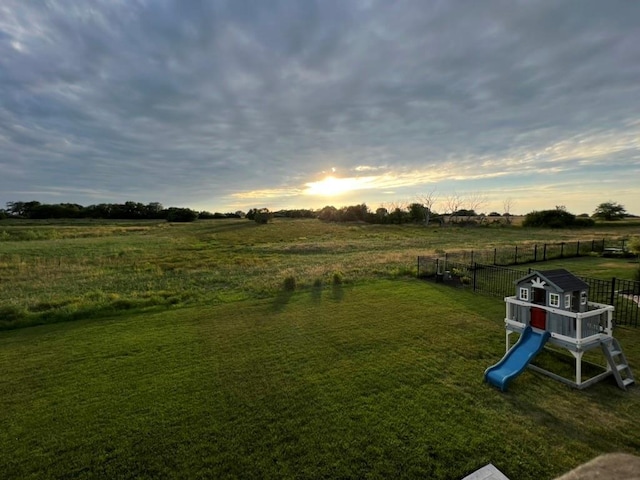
xmin=2 ymin=219 xmax=640 ymax=478
xmin=2 ymin=279 xmax=640 ymax=479
xmin=522 ymin=254 xmax=640 ymax=280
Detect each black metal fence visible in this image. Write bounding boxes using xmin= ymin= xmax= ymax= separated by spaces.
xmin=425 ymin=238 xmax=630 ymax=268
xmin=417 ymin=258 xmax=640 ymax=327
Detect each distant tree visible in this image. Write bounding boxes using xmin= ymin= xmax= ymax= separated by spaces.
xmin=317 ymin=206 xmax=339 ymax=222
xmin=593 ymin=202 xmax=627 ymax=221
xmin=464 ymin=192 xmax=487 ymax=222
xmin=443 ymin=193 xmax=463 ymax=224
xmin=340 ymin=204 xmax=369 ymax=222
xmin=523 ymin=207 xmax=593 ymax=228
xmin=408 ymin=203 xmax=428 ymax=224
xmin=166 ymin=207 xmax=198 ymax=222
xmin=416 ymin=190 xmax=437 ymax=226
xmin=375 ymin=207 xmax=388 ymax=217
xmin=85 ymin=203 xmax=113 ymax=218
xmin=276 ymin=209 xmax=317 ymax=219
xmin=6 ymin=201 xmax=41 ymax=218
xmin=253 ymin=208 xmax=272 ymax=224
xmin=452 ymin=209 xmax=476 ymax=218
xmin=198 ymin=211 xmax=218 ymax=219
xmin=247 ymin=208 xmax=272 ymax=224
xmin=502 ymin=198 xmax=515 ymax=225
xmin=145 ymin=202 xmax=164 ymax=219
xmin=388 ymin=207 xmax=409 ymax=224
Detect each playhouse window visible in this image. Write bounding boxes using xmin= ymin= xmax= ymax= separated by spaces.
xmin=580 ymin=291 xmax=587 ymax=305
xmin=564 ymin=294 xmax=571 ymax=309
xmin=549 ymin=293 xmax=560 ymax=308
xmin=519 ymin=287 xmax=529 ymax=301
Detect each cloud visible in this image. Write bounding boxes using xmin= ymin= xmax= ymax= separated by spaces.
xmin=1 ymin=0 xmax=639 ymax=214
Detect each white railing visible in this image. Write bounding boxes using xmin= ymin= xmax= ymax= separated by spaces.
xmin=504 ymin=296 xmax=614 ymax=345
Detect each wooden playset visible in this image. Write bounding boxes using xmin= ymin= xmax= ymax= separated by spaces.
xmin=485 ymin=268 xmax=634 ymax=391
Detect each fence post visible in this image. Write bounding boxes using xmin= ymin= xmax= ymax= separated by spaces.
xmin=444 ymin=253 xmax=448 ymax=272
xmin=534 ymin=244 xmax=538 ymax=262
xmin=591 ymin=239 xmax=595 ymax=251
xmin=622 ymin=239 xmax=626 ymax=251
xmin=560 ymin=242 xmax=564 ymax=258
xmin=493 ymin=248 xmax=497 ymax=265
xmin=576 ymin=241 xmax=580 ymax=257
xmin=471 ymin=250 xmax=474 ymax=265
xmin=610 ymin=277 xmax=616 ymax=307
xmin=473 ymin=262 xmax=477 ymax=292
xmin=543 ymin=244 xmax=547 ymax=261
xmin=514 ymin=245 xmax=518 ymax=265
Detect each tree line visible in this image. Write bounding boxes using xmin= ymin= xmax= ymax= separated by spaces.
xmin=1 ymin=199 xmax=632 ymax=228
xmin=0 ymin=201 xmax=241 ymax=222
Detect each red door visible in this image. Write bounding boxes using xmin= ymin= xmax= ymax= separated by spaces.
xmin=530 ymin=307 xmax=546 ymax=330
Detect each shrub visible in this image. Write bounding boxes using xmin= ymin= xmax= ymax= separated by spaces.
xmin=522 ymin=208 xmax=593 ymax=228
xmin=332 ymin=272 xmax=344 ymax=285
xmin=283 ymin=276 xmax=296 ymax=291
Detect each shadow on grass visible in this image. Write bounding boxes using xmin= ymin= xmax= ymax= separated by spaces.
xmin=271 ymin=290 xmax=294 ymax=312
xmin=310 ymin=285 xmax=323 ymax=304
xmin=331 ymin=283 xmax=345 ymax=302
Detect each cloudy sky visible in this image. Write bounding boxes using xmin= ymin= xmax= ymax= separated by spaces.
xmin=1 ymin=0 xmax=639 ymax=215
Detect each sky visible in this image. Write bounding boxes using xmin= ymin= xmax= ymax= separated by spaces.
xmin=1 ymin=0 xmax=639 ymax=216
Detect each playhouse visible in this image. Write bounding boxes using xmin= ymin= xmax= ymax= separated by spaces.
xmin=485 ymin=268 xmax=635 ymax=391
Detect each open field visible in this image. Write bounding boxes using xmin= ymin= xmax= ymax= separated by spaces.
xmin=2 ymin=218 xmax=639 ymax=330
xmin=2 ymin=279 xmax=640 ymax=480
xmin=1 ymin=219 xmax=640 ymax=478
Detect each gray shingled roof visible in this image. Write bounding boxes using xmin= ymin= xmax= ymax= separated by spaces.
xmin=538 ymin=269 xmax=589 ymax=292
xmin=515 ymin=268 xmax=590 ymax=293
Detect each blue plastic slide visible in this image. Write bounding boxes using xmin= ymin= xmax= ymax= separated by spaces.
xmin=484 ymin=326 xmax=550 ymax=391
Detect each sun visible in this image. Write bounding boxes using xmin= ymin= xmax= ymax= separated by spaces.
xmin=305 ymin=176 xmax=361 ymax=196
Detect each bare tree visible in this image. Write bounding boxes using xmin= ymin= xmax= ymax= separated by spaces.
xmin=464 ymin=192 xmax=487 ymax=222
xmin=502 ymin=198 xmax=516 ymax=225
xmin=416 ymin=189 xmax=438 ymax=226
xmin=381 ymin=201 xmax=409 ymax=224
xmin=443 ymin=192 xmax=463 ymax=224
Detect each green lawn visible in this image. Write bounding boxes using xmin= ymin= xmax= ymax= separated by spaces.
xmin=520 ymin=254 xmax=639 ymax=280
xmin=1 ymin=279 xmax=639 ymax=479
xmin=2 ymin=219 xmax=640 ymax=478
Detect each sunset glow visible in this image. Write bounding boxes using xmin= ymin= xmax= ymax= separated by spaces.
xmin=304 ymin=176 xmax=371 ymax=196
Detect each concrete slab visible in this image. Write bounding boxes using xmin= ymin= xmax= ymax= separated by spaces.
xmin=462 ymin=463 xmax=510 ymax=480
